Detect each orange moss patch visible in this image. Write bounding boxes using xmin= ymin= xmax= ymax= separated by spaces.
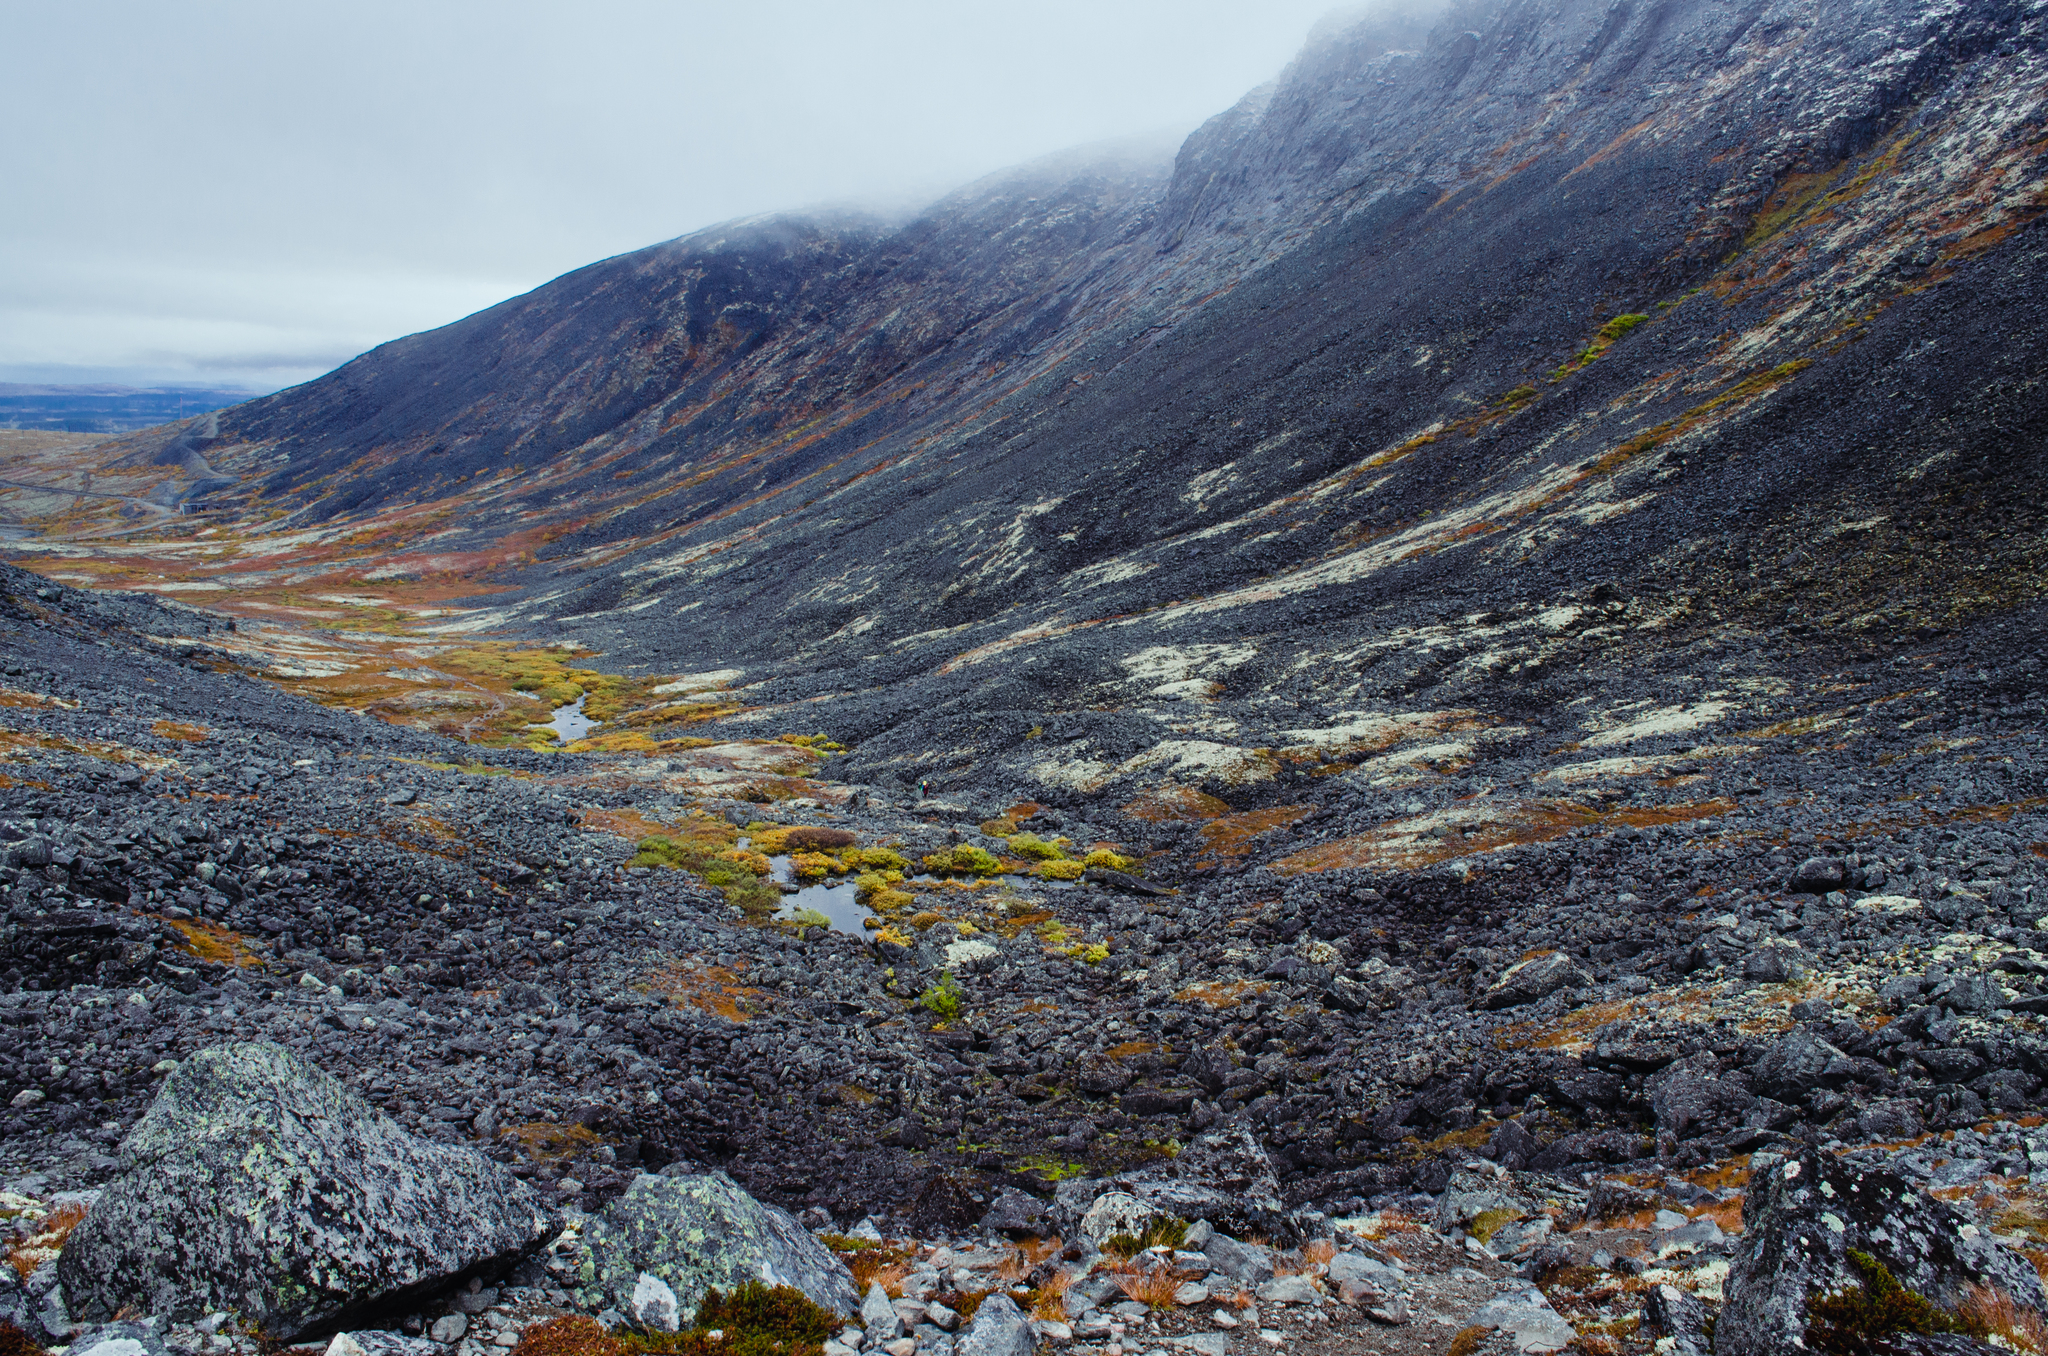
xmin=0 ymin=689 xmax=74 ymax=711
xmin=647 ymin=958 xmax=762 ymax=1022
xmin=151 ymin=720 xmax=209 ymax=742
xmin=161 ymin=917 xmax=264 ymax=968
xmin=579 ymin=806 xmax=684 ymax=842
xmin=500 ymin=1121 xmax=604 ymax=1161
xmin=1103 ymin=1040 xmax=1159 ymax=1059
xmin=0 ymin=727 xmax=136 ymax=763
xmin=1124 ymin=788 xmax=1234 ymax=823
xmin=1197 ymin=805 xmax=1309 ymax=864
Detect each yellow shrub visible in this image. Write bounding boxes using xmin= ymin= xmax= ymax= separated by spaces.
xmin=980 ymin=818 xmax=1017 ymax=837
xmin=1007 ymin=833 xmax=1062 ymax=861
xmin=717 ymin=848 xmax=773 ymax=876
xmin=1034 ymin=859 xmax=1086 ymax=880
xmin=924 ymin=846 xmax=1001 ymax=877
xmin=1083 ymin=849 xmax=1139 ymax=874
xmin=789 ymin=851 xmax=843 ymax=881
xmin=844 ymin=845 xmax=908 ymax=872
xmin=869 ymin=888 xmax=916 ymax=915
xmin=909 ymin=911 xmax=945 ymax=931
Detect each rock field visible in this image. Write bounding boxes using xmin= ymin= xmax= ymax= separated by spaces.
xmin=5 ymin=0 xmax=2048 ymax=1351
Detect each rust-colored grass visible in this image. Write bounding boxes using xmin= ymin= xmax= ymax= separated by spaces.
xmin=161 ymin=917 xmax=263 ymax=968
xmin=8 ymin=1202 xmax=86 ymax=1280
xmin=1029 ymin=1267 xmax=1074 ymax=1321
xmin=1196 ymin=806 xmax=1310 ymax=865
xmin=1112 ymin=1267 xmax=1187 ymax=1312
xmin=1447 ymin=1326 xmax=1488 ymax=1356
xmin=152 ymin=720 xmax=209 ymax=742
xmin=512 ymin=1315 xmax=626 ymax=1356
xmin=1123 ymin=788 xmax=1232 ymax=823
xmin=1957 ymin=1285 xmax=2048 ymax=1353
xmin=845 ymin=1253 xmax=914 ymax=1297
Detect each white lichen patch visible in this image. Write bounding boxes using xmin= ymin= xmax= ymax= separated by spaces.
xmin=1580 ymin=701 xmax=1735 ymax=748
xmin=650 ymin=670 xmax=745 ymax=695
xmin=1119 ymin=643 xmax=1258 ymax=686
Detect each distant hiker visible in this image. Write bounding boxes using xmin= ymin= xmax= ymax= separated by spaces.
xmin=918 ymin=777 xmax=931 ymax=799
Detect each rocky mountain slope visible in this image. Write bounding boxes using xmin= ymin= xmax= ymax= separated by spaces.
xmin=4 ymin=0 xmax=2048 ymax=1352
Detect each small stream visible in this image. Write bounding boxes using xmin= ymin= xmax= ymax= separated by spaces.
xmin=539 ymin=695 xmax=598 ymax=744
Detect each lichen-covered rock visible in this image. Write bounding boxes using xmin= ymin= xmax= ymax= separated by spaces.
xmin=1715 ymin=1149 xmax=2045 ymax=1356
xmin=57 ymin=1043 xmax=559 ymax=1340
xmin=1107 ymin=1127 xmax=1293 ymax=1241
xmin=1076 ymin=1192 xmax=1151 ymax=1243
xmin=955 ymin=1294 xmax=1034 ymax=1356
xmin=1482 ymin=952 xmax=1590 ymax=1010
xmin=1431 ymin=1167 xmax=1534 ymax=1234
xmin=575 ymin=1169 xmax=859 ymax=1324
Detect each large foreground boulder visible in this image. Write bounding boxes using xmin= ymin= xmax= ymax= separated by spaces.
xmin=1715 ymin=1149 xmax=2044 ymax=1355
xmin=58 ymin=1043 xmax=559 ymax=1339
xmin=575 ymin=1169 xmax=860 ymax=1323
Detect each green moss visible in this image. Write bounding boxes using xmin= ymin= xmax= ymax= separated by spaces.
xmin=920 ymin=973 xmax=963 ymax=1020
xmin=1082 ymin=849 xmax=1139 ymax=874
xmin=1468 ymin=1207 xmax=1522 ymax=1243
xmin=1806 ymin=1250 xmax=1965 ymax=1354
xmin=1005 ymin=833 xmax=1062 ymax=861
xmin=922 ymin=845 xmax=1002 ymax=877
xmin=1034 ymin=859 xmax=1085 ymax=880
xmin=1595 ymin=313 xmax=1649 ymax=342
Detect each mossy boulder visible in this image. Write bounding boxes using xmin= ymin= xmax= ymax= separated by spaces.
xmin=575 ymin=1170 xmax=859 ymax=1325
xmin=57 ymin=1042 xmax=560 ymax=1339
xmin=1717 ymin=1148 xmax=2045 ymax=1356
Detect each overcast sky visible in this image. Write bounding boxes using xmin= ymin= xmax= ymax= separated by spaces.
xmin=2 ymin=1 xmax=1354 ymax=392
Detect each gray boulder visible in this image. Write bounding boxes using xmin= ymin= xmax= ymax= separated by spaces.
xmin=1643 ymin=1283 xmax=1708 ymax=1356
xmin=1649 ymin=1055 xmax=1757 ymax=1142
xmin=1202 ymin=1234 xmax=1276 ymax=1285
xmin=1747 ymin=1029 xmax=1846 ymax=1103
xmin=982 ymin=1189 xmax=1055 ymax=1237
xmin=1789 ymin=857 xmax=1848 ymax=893
xmin=1740 ymin=946 xmax=1806 ymax=984
xmin=56 ymin=1043 xmax=559 ymax=1340
xmin=1482 ymin=952 xmax=1590 ymax=1010
xmin=1107 ymin=1126 xmax=1293 ymax=1241
xmin=67 ymin=1323 xmax=169 ymax=1356
xmin=1431 ymin=1167 xmax=1533 ymax=1235
xmin=1931 ymin=973 xmax=2005 ymax=1013
xmin=956 ymin=1294 xmax=1034 ymax=1356
xmin=575 ymin=1169 xmax=860 ymax=1324
xmin=1716 ymin=1149 xmax=2045 ymax=1356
